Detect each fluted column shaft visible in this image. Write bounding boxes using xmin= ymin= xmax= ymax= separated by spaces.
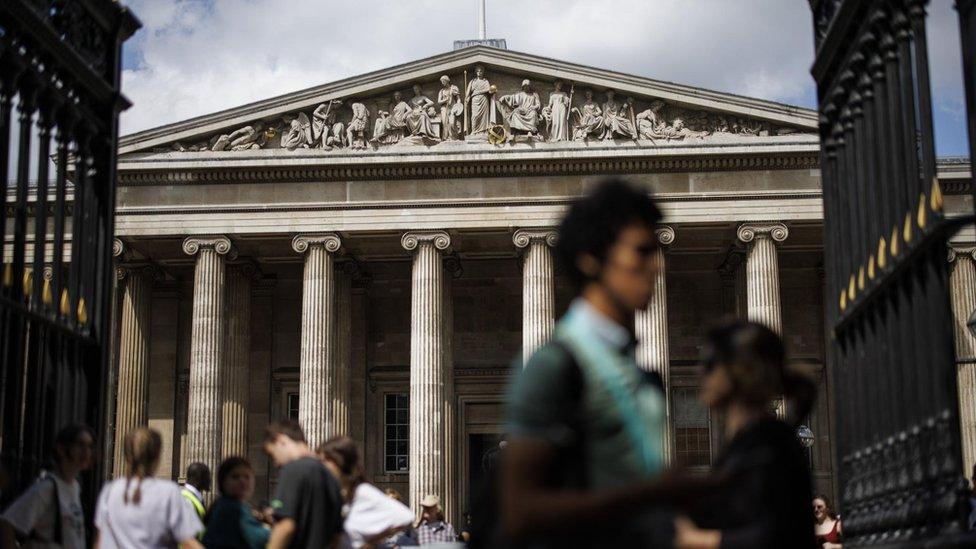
xmin=333 ymin=269 xmax=353 ymax=438
xmin=949 ymin=247 xmax=976 ymax=477
xmin=184 ymin=236 xmax=235 ymax=499
xmin=635 ymin=227 xmax=674 ymax=464
xmin=112 ymin=264 xmax=155 ymax=477
xmin=514 ymin=230 xmax=556 ymax=365
xmin=222 ymin=263 xmax=255 ymax=459
xmin=402 ymin=231 xmax=451 ymax=513
xmin=737 ymin=223 xmax=789 ymax=334
xmin=293 ymin=234 xmax=342 ymax=450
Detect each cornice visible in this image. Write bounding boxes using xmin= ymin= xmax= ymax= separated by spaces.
xmin=117 ymin=146 xmax=820 ymax=187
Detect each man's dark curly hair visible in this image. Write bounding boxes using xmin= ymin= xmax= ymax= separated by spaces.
xmin=555 ymin=178 xmax=662 ymax=290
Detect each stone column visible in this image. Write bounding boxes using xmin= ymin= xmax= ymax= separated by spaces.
xmin=442 ymin=253 xmax=461 ymax=526
xmin=292 ymin=233 xmax=342 ymax=449
xmin=736 ymin=223 xmax=789 ymax=334
xmin=948 ymin=246 xmax=976 ymax=477
xmin=635 ymin=226 xmax=674 ymax=464
xmin=401 ymin=230 xmax=451 ymax=512
xmin=333 ymin=261 xmax=356 ymax=438
xmin=222 ymin=262 xmax=258 ymax=459
xmin=513 ymin=229 xmax=557 ymax=365
xmin=183 ymin=236 xmax=236 ymax=500
xmin=111 ymin=261 xmax=157 ymax=477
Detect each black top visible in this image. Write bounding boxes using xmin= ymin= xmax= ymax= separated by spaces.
xmin=690 ymin=417 xmax=817 ymax=549
xmin=271 ymin=457 xmax=343 ymax=549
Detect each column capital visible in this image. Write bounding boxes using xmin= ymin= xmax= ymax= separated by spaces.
xmin=948 ymin=246 xmax=976 ymax=263
xmin=112 ymin=238 xmax=125 ymax=259
xmin=737 ymin=222 xmax=789 ymax=244
xmin=513 ymin=228 xmax=557 ymax=249
xmin=183 ymin=236 xmax=237 ymax=259
xmin=292 ymin=233 xmax=342 ymax=254
xmin=655 ymin=226 xmax=676 ymax=246
xmin=116 ymin=263 xmax=163 ymax=282
xmin=401 ymin=230 xmax=451 ymax=252
xmin=228 ymin=259 xmax=263 ymax=280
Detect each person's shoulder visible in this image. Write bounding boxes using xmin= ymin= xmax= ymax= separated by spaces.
xmin=522 ymin=341 xmax=579 ymax=377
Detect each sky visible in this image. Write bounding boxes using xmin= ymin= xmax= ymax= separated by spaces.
xmin=118 ymin=0 xmax=970 ymax=157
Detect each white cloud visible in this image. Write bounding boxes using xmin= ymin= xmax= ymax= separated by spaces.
xmin=118 ymin=0 xmax=966 ymax=154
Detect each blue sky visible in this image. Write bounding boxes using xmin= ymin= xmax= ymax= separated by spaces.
xmin=118 ymin=0 xmax=969 ymax=157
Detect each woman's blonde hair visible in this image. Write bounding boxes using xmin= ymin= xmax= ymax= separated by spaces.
xmin=123 ymin=428 xmax=162 ymax=504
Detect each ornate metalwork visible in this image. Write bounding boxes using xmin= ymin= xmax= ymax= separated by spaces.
xmin=811 ymin=0 xmax=976 ymax=545
xmin=0 ymin=0 xmax=139 ymax=515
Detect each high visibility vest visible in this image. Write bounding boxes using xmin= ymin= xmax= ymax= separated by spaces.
xmin=181 ymin=487 xmax=205 ymax=520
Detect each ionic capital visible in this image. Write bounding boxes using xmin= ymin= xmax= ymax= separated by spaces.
xmin=737 ymin=222 xmax=789 ymax=244
xmin=183 ymin=236 xmax=237 ymax=259
xmin=401 ymin=230 xmax=451 ymax=252
xmin=513 ymin=229 xmax=557 ymax=249
xmin=112 ymin=238 xmax=125 ymax=259
xmin=947 ymin=246 xmax=976 ymax=264
xmin=116 ymin=263 xmax=163 ymax=283
xmin=655 ymin=226 xmax=675 ymax=246
xmin=291 ymin=233 xmax=342 ymax=255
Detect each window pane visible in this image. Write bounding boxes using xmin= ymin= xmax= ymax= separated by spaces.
xmin=384 ymin=392 xmax=410 ymax=473
xmin=671 ymin=387 xmax=711 ymax=466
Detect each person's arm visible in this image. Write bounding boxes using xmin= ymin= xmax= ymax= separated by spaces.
xmin=237 ymin=502 xmax=271 ymax=549
xmin=178 ymin=538 xmax=203 ymax=549
xmin=267 ymin=518 xmax=296 ymax=549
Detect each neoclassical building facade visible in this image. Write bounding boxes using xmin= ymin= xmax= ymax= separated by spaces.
xmin=105 ymin=46 xmax=975 ymax=519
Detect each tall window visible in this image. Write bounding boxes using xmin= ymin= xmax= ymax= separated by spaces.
xmin=287 ymin=393 xmax=300 ymax=421
xmin=385 ymin=393 xmax=409 ymax=473
xmin=672 ymin=387 xmax=711 ymax=466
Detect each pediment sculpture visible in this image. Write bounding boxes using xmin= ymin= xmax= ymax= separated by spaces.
xmin=167 ymin=66 xmax=808 ymax=154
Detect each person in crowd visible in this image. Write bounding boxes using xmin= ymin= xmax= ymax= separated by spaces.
xmin=201 ymin=457 xmax=270 ymax=549
xmin=672 ymin=320 xmax=818 ymax=549
xmin=500 ymin=178 xmax=673 ymax=546
xmin=317 ymin=436 xmax=413 ymax=548
xmin=382 ymin=489 xmax=418 ymax=547
xmin=93 ymin=428 xmax=203 ymax=548
xmin=0 ymin=424 xmax=95 ymax=549
xmin=181 ymin=462 xmax=211 ymax=524
xmin=263 ymin=420 xmax=343 ymax=549
xmin=813 ymin=494 xmax=842 ymax=548
xmin=414 ymin=495 xmax=456 ymax=545
xmin=969 ymin=463 xmax=975 ymax=531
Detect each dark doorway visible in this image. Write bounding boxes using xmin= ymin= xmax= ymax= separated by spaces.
xmin=467 ymin=433 xmax=504 ymax=512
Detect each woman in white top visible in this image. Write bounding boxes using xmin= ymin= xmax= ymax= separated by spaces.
xmin=94 ymin=428 xmax=203 ymax=549
xmin=0 ymin=423 xmax=95 ymax=549
xmin=318 ymin=437 xmax=413 ymax=548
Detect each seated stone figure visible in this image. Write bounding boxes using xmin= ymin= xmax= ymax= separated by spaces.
xmin=499 ymin=79 xmax=542 ymax=138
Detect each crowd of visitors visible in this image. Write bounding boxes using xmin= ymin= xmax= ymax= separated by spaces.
xmin=7 ymin=177 xmax=956 ymax=547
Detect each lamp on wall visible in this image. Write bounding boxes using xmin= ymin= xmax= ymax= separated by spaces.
xmin=797 ymin=425 xmax=815 ymax=448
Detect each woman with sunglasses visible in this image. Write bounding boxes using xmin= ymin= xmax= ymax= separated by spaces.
xmin=674 ymin=320 xmax=818 ymax=549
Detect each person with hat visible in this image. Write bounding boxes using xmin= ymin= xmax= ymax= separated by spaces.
xmin=414 ymin=495 xmax=456 ymax=545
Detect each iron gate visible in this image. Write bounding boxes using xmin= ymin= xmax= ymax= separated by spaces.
xmin=0 ymin=0 xmax=139 ymax=512
xmin=811 ymin=0 xmax=976 ymax=545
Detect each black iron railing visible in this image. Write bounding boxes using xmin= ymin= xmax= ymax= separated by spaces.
xmin=811 ymin=0 xmax=976 ymax=545
xmin=0 ymin=0 xmax=139 ymax=515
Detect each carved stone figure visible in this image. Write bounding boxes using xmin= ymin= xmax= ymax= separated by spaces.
xmin=542 ymin=80 xmax=572 ymax=142
xmin=345 ymin=102 xmax=370 ymax=149
xmin=660 ymin=118 xmax=710 ymax=140
xmin=499 ymin=79 xmax=542 ymax=137
xmin=600 ymin=90 xmax=637 ymax=140
xmin=372 ymin=110 xmax=393 ymax=144
xmin=437 ymin=75 xmax=463 ymax=140
xmin=212 ymin=122 xmax=266 ymax=151
xmin=406 ymin=84 xmax=438 ymax=139
xmin=280 ymin=113 xmax=313 ymax=150
xmin=636 ymin=100 xmax=666 ymax=140
xmin=571 ymin=89 xmax=604 ymax=141
xmin=371 ymin=91 xmax=410 ymax=145
xmin=465 ymin=65 xmax=493 ymax=135
xmin=312 ymin=100 xmax=345 ymax=149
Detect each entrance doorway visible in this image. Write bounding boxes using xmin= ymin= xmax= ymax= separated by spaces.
xmin=467 ymin=433 xmax=504 ymax=512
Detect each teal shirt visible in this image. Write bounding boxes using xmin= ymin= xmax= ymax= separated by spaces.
xmin=202 ymin=497 xmax=270 ymax=549
xmin=507 ymin=299 xmax=666 ymax=490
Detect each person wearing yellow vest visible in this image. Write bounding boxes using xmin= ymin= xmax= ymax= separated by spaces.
xmin=181 ymin=462 xmax=211 ymax=525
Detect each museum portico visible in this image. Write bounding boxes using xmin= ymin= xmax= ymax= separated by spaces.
xmin=103 ymin=45 xmax=974 ymax=521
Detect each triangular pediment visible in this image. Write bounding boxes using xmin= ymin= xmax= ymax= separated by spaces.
xmin=118 ymin=46 xmax=817 ymax=158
